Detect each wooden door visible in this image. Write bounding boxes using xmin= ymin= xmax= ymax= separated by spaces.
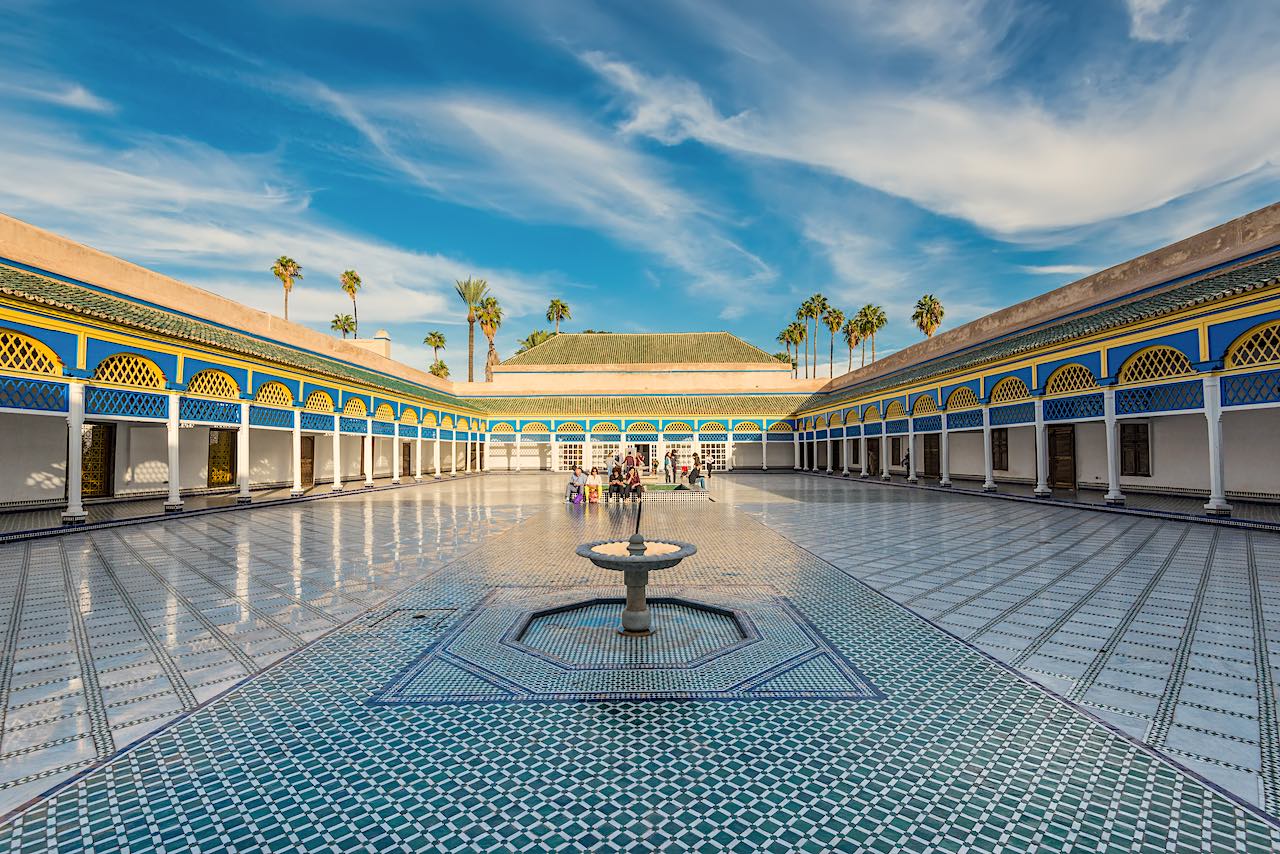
xmin=922 ymin=434 xmax=941 ymax=477
xmin=300 ymin=436 xmax=315 ymax=487
xmin=866 ymin=438 xmax=880 ymax=475
xmin=207 ymin=429 xmax=237 ymax=487
xmin=401 ymin=442 xmax=412 ymax=475
xmin=80 ymin=423 xmax=115 ymax=498
xmin=1048 ymin=426 xmax=1076 ymax=489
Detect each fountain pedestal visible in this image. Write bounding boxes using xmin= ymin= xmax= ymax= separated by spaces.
xmin=576 ymin=532 xmax=697 ymax=636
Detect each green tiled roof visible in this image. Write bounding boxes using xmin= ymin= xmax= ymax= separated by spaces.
xmin=501 ymin=332 xmax=786 ymax=366
xmin=472 ymin=395 xmax=808 ymax=416
xmin=802 ymin=254 xmax=1280 ymax=413
xmin=0 ymin=264 xmax=472 ymax=411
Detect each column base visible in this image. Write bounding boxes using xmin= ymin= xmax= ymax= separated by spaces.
xmin=859 ymin=472 xmax=869 ymax=479
xmin=60 ymin=511 xmax=87 ymax=526
xmin=907 ymin=476 xmax=919 ymax=484
xmin=1204 ymin=500 xmax=1232 ymax=516
xmin=761 ymin=466 xmax=768 ymax=471
xmin=413 ymin=476 xmax=424 ymax=482
xmin=841 ymin=469 xmax=849 ymax=477
xmin=391 ymin=478 xmax=401 ymax=485
xmin=880 ymin=474 xmax=890 ymax=481
xmin=236 ymin=496 xmax=253 ymax=505
xmin=982 ymin=484 xmax=997 ymax=493
xmin=289 ymin=489 xmax=305 ymax=498
xmin=939 ymin=480 xmax=952 ymax=488
xmin=331 ymin=485 xmax=344 ymax=492
xmin=364 ymin=480 xmax=375 ymax=488
xmin=1033 ymin=487 xmax=1052 ymax=498
xmin=825 ymin=468 xmax=833 ymax=474
xmin=1104 ymin=493 xmax=1125 ymax=506
xmin=163 ymin=501 xmax=184 ymax=513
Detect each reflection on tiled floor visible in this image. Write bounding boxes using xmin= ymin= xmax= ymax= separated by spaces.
xmin=732 ymin=473 xmax=1280 ymax=814
xmin=1 ymin=474 xmax=1278 ymax=851
xmin=0 ymin=476 xmax=537 ymax=818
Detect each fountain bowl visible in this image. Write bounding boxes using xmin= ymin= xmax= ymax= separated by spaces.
xmin=575 ymin=535 xmax=697 ymax=572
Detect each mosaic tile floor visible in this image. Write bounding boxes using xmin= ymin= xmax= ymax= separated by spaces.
xmin=1 ymin=473 xmax=1278 ymax=851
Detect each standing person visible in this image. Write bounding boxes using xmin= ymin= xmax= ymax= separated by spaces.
xmin=623 ymin=448 xmax=635 ymax=473
xmin=663 ymin=451 xmax=673 ymax=483
xmin=611 ymin=448 xmax=623 ymax=473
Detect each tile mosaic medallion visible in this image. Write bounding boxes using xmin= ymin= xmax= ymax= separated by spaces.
xmin=0 ymin=475 xmax=1278 ymax=852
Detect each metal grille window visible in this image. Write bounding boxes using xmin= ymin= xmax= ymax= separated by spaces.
xmin=1044 ymin=364 xmax=1098 ymax=395
xmin=92 ymin=354 xmax=165 ymax=389
xmin=400 ymin=408 xmax=419 ymax=425
xmin=255 ymin=382 xmax=294 ymax=407
xmin=1120 ymin=423 xmax=1151 ymax=477
xmin=374 ymin=403 xmax=395 ymax=420
xmin=342 ymin=397 xmax=367 ymax=416
xmin=883 ymin=401 xmax=906 ymax=419
xmin=946 ymin=387 xmax=979 ymax=410
xmin=912 ymin=395 xmax=938 ymax=414
xmin=988 ymin=377 xmax=1030 ymax=404
xmin=992 ymin=428 xmax=1009 ymax=471
xmin=558 ymin=442 xmax=583 ymax=472
xmin=1226 ymin=321 xmax=1280 ymax=369
xmin=304 ymin=391 xmax=334 ymax=412
xmin=1117 ymin=346 xmax=1194 ymax=384
xmin=185 ymin=370 xmax=239 ymax=399
xmin=0 ymin=329 xmax=60 ymax=375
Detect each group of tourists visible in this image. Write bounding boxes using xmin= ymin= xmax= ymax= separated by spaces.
xmin=662 ymin=450 xmax=710 ymax=489
xmin=564 ymin=448 xmax=646 ymax=503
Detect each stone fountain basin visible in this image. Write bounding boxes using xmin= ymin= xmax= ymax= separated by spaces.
xmin=575 ymin=539 xmax=697 ymax=572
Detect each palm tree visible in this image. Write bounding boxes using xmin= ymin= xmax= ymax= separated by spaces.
xmin=798 ymin=294 xmax=828 ymax=379
xmin=546 ymin=299 xmax=571 ymax=334
xmin=858 ymin=304 xmax=888 ymax=362
xmin=476 ymin=296 xmax=504 ymax=382
xmin=776 ymin=328 xmax=793 ymax=375
xmin=429 ymin=359 xmax=449 ymax=379
xmin=518 ymin=329 xmax=553 ymax=354
xmin=330 ymin=313 xmax=355 ymax=338
xmin=423 ymin=330 xmax=447 ymax=363
xmin=912 ymin=294 xmax=945 ymax=338
xmin=787 ymin=320 xmax=807 ymax=380
xmin=794 ymin=304 xmax=811 ymax=378
xmin=339 ymin=270 xmax=362 ymax=337
xmin=454 ymin=277 xmax=491 ymax=383
xmin=271 ymin=256 xmax=302 ymax=321
xmin=842 ymin=317 xmax=861 ymax=372
xmin=822 ymin=306 xmax=845 ymax=378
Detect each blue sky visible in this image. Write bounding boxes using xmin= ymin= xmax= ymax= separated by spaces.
xmin=0 ymin=0 xmax=1277 ymax=377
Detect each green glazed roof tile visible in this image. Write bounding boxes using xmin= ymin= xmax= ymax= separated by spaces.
xmin=471 ymin=395 xmax=809 ymax=416
xmin=501 ymin=332 xmax=786 ymax=366
xmin=0 ymin=264 xmax=471 ymax=410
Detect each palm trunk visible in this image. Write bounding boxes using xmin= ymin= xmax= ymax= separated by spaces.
xmin=829 ymin=331 xmax=834 ymax=379
xmin=467 ymin=312 xmax=476 ymax=383
xmin=352 ymin=298 xmax=358 ymax=338
xmin=861 ymin=339 xmax=866 ymax=368
xmin=871 ymin=333 xmax=876 ymax=362
xmin=847 ymin=347 xmax=852 ymax=372
xmin=284 ymin=287 xmax=289 ymax=321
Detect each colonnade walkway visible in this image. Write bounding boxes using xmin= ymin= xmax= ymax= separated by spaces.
xmin=1 ymin=473 xmax=1278 ymax=850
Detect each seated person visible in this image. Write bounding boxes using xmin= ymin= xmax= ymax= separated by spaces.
xmin=626 ymin=466 xmax=643 ymax=497
xmin=565 ymin=466 xmax=586 ymax=502
xmin=608 ymin=466 xmax=626 ymax=500
xmin=688 ymin=463 xmax=702 ymax=488
xmin=586 ymin=467 xmax=602 ymax=503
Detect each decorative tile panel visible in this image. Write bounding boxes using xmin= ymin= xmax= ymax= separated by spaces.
xmin=1115 ymin=379 xmax=1204 ymax=415
xmin=989 ymin=402 xmax=1034 ymax=425
xmin=371 ymin=421 xmax=394 ymax=436
xmin=300 ymin=411 xmax=334 ymax=432
xmin=85 ymin=386 xmax=167 ymax=419
xmin=946 ymin=409 xmax=983 ymax=430
xmin=885 ymin=418 xmax=908 ymax=435
xmin=1223 ymin=369 xmax=1280 ymax=407
xmin=179 ymin=396 xmax=241 ymax=424
xmin=912 ymin=415 xmax=942 ymax=432
xmin=249 ymin=405 xmax=293 ymax=429
xmin=1044 ymin=392 xmax=1104 ymax=421
xmin=0 ymin=376 xmax=67 ymax=412
xmin=340 ymin=416 xmax=367 ymax=434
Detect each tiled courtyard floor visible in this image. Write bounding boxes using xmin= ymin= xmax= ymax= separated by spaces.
xmin=1 ymin=473 xmax=1279 ymax=851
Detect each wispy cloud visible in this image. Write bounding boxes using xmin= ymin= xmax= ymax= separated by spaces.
xmin=1020 ymin=264 xmax=1095 ymax=275
xmin=0 ymin=78 xmax=115 ymax=113
xmin=1124 ymin=0 xmax=1192 ymax=43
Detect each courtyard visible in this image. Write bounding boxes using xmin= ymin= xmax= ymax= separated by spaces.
xmin=1 ymin=473 xmax=1278 ymax=851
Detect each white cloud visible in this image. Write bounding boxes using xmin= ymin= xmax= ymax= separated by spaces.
xmin=1020 ymin=264 xmax=1096 ymax=275
xmin=581 ymin=4 xmax=1280 ymax=238
xmin=1124 ymin=0 xmax=1192 ymax=43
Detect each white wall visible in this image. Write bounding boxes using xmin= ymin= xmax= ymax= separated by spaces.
xmin=117 ymin=424 xmax=166 ymax=495
xmin=0 ymin=412 xmax=67 ymax=503
xmin=248 ymin=429 xmax=291 ymax=485
xmin=1224 ymin=408 xmax=1280 ymax=495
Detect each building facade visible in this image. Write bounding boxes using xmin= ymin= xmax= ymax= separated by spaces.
xmin=1 ymin=204 xmax=1279 ymax=522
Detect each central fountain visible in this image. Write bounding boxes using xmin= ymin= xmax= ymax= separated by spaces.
xmin=575 ymin=503 xmax=696 ymax=635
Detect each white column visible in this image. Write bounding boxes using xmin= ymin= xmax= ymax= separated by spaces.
xmin=1033 ymin=396 xmax=1050 ymax=497
xmin=906 ymin=421 xmax=918 ymax=483
xmin=465 ymin=433 xmax=472 ymax=473
xmin=451 ymin=432 xmax=457 ymax=475
xmin=1203 ymin=375 xmax=1232 ymax=516
xmin=726 ymin=434 xmax=735 ymax=471
xmin=761 ymin=432 xmax=768 ymax=471
xmin=62 ymin=383 xmax=87 ymax=524
xmin=841 ymin=436 xmax=849 ymax=476
xmin=482 ymin=434 xmax=491 ymax=472
xmin=237 ymin=401 xmax=251 ymax=504
xmin=331 ymin=427 xmax=343 ymax=492
xmin=392 ymin=427 xmax=402 ymax=484
xmin=291 ymin=410 xmax=304 ymax=496
xmin=165 ymin=391 xmax=182 ymax=512
xmin=414 ymin=433 xmax=423 ymax=481
xmin=551 ymin=434 xmax=560 ymax=472
xmin=859 ymin=434 xmax=868 ymax=478
xmin=433 ymin=434 xmax=441 ymax=478
xmin=515 ymin=433 xmax=523 ymax=472
xmin=825 ymin=433 xmax=834 ymax=474
xmin=361 ymin=419 xmax=373 ymax=486
xmin=657 ymin=435 xmax=667 ymax=475
xmin=981 ymin=405 xmax=996 ymax=491
xmin=880 ymin=420 xmax=889 ymax=480
xmin=810 ymin=434 xmax=819 ymax=472
xmin=792 ymin=432 xmax=800 ymax=469
xmin=1103 ymin=387 xmax=1123 ymax=505
xmin=939 ymin=415 xmax=952 ymax=487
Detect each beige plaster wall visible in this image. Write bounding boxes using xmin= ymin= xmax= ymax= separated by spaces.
xmin=465 ymin=369 xmax=822 ymax=395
